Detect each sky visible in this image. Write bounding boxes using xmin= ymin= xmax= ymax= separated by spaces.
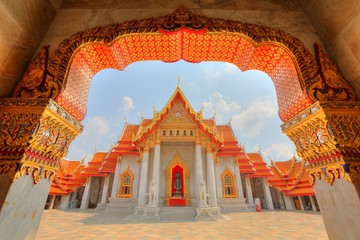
xmin=65 ymin=60 xmax=296 ymax=164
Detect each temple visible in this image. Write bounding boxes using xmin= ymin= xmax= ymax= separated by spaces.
xmin=46 ymin=84 xmax=318 ymax=219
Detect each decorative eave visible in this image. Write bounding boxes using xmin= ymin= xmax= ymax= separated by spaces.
xmin=131 ymin=85 xmax=224 ymax=146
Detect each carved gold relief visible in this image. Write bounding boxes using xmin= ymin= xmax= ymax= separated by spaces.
xmin=12 ymin=46 xmax=61 ymax=99
xmin=12 ymin=8 xmax=356 ymax=108
xmin=283 ymin=101 xmax=360 ymax=185
xmin=0 ymin=98 xmax=82 ymax=184
xmin=306 ymin=43 xmax=357 ymax=102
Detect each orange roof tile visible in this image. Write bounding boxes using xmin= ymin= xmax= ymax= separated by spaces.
xmin=132 ymin=86 xmax=223 ymax=146
xmin=238 ymin=155 xmax=256 ymax=174
xmin=267 ymin=158 xmax=315 ymax=196
xmin=81 ymin=152 xmax=108 ymax=177
xmin=49 ymin=159 xmax=87 ymax=195
xmin=217 ymin=125 xmax=245 ymax=156
xmin=247 ymin=153 xmax=273 ymax=178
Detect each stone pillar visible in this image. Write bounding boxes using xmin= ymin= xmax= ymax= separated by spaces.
xmin=298 ymin=196 xmax=304 ymax=210
xmin=234 ymin=160 xmax=245 ymax=200
xmin=309 ymin=195 xmax=317 ymax=212
xmin=282 ymin=101 xmax=360 ymax=238
xmin=110 ymin=157 xmax=121 ymax=199
xmin=49 ymin=195 xmax=56 ymax=209
xmin=245 ymin=176 xmax=254 ymax=204
xmin=283 ymin=193 xmax=294 ymax=210
xmin=0 ymin=98 xmax=82 ymax=240
xmin=80 ymin=177 xmax=92 ymax=209
xmin=150 ymin=143 xmax=161 ymax=205
xmin=262 ymin=179 xmax=274 ymax=210
xmin=195 ymin=143 xmax=204 ymax=205
xmin=59 ymin=194 xmax=71 ymax=210
xmin=137 ymin=148 xmax=149 ymax=207
xmin=206 ymin=148 xmax=217 ymax=207
xmin=69 ymin=189 xmax=78 ymax=209
xmin=276 ymin=189 xmax=285 ymax=209
xmin=100 ymin=175 xmax=110 ymax=204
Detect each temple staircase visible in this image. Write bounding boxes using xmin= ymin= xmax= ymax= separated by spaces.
xmin=159 ymin=206 xmax=196 ymax=221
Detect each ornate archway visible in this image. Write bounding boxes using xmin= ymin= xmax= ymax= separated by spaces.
xmin=11 ymin=7 xmax=356 ymax=123
xmin=1 ymin=7 xmax=360 ymax=239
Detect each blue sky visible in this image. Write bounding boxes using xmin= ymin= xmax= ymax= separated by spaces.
xmin=66 ymin=60 xmax=296 ymax=164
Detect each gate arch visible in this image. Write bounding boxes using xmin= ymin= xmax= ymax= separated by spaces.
xmin=12 ymin=7 xmax=356 ymax=122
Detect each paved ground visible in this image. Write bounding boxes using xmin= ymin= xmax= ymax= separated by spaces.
xmin=36 ymin=209 xmax=328 ymax=239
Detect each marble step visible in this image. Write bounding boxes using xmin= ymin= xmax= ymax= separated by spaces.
xmin=159 ymin=206 xmax=196 ymax=221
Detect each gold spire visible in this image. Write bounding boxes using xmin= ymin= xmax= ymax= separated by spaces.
xmin=177 ymin=74 xmax=180 ymax=88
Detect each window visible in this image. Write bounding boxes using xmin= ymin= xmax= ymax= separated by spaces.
xmin=190 ymin=130 xmax=193 ymax=136
xmin=163 ymin=130 xmax=166 ymax=136
xmin=118 ymin=168 xmax=134 ymax=198
xmin=183 ymin=130 xmax=186 ymax=136
xmin=170 ymin=130 xmax=173 ymax=136
xmin=176 ymin=130 xmax=180 ymax=136
xmin=221 ymin=169 xmax=237 ymax=198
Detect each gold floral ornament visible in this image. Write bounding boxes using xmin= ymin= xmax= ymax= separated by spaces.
xmin=307 ymin=43 xmax=357 ymax=102
xmin=12 ymin=46 xmax=61 ymax=99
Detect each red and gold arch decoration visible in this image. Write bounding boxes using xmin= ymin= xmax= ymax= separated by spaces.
xmin=12 ymin=7 xmax=356 ymax=122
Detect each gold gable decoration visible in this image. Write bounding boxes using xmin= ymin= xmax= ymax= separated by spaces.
xmin=132 ymin=85 xmax=224 ymax=147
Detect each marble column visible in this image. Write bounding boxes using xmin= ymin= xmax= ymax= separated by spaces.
xmin=137 ymin=149 xmax=150 ymax=207
xmin=69 ymin=189 xmax=78 ymax=208
xmin=49 ymin=195 xmax=56 ymax=209
xmin=263 ymin=179 xmax=274 ymax=210
xmin=234 ymin=160 xmax=245 ymax=200
xmin=100 ymin=175 xmax=110 ymax=204
xmin=150 ymin=143 xmax=161 ymax=205
xmin=206 ymin=148 xmax=217 ymax=207
xmin=110 ymin=157 xmax=122 ymax=199
xmin=276 ymin=189 xmax=285 ymax=209
xmin=283 ymin=193 xmax=294 ymax=210
xmin=310 ymin=195 xmax=317 ymax=212
xmin=245 ymin=176 xmax=254 ymax=204
xmin=195 ymin=143 xmax=204 ymax=205
xmin=80 ymin=177 xmax=92 ymax=209
xmin=298 ymin=196 xmax=305 ymax=210
xmin=59 ymin=194 xmax=71 ymax=210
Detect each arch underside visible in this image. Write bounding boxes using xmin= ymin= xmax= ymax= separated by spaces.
xmin=56 ymin=30 xmax=313 ymax=122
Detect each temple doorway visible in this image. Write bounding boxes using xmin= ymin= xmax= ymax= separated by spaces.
xmin=164 ymin=152 xmax=191 ymax=206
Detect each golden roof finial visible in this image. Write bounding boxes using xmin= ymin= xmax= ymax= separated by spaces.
xmin=124 ymin=115 xmax=128 ymax=124
xmin=177 ymin=74 xmax=180 ymax=88
xmin=152 ymin=102 xmax=157 ymax=113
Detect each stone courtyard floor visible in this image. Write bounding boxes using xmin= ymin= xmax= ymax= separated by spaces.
xmin=36 ymin=209 xmax=328 ymax=239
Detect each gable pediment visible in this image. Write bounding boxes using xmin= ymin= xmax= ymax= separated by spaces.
xmin=159 ymin=101 xmax=197 ymax=127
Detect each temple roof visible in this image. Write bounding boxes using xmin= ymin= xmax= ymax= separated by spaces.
xmin=132 ymin=85 xmax=224 ymax=146
xmin=267 ymin=158 xmax=314 ymax=196
xmin=49 ymin=159 xmax=87 ymax=195
xmin=247 ymin=153 xmax=274 ymax=178
xmin=81 ymin=152 xmax=108 ymax=177
xmin=216 ymin=124 xmax=246 ymax=157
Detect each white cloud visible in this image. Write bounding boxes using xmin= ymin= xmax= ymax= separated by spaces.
xmin=223 ymin=63 xmax=238 ymax=74
xmin=202 ymin=92 xmax=276 ymax=137
xmin=122 ymin=96 xmax=134 ymax=112
xmin=262 ymin=143 xmax=296 ymax=161
xmin=83 ymin=116 xmax=110 ymax=137
xmin=202 ymin=92 xmax=241 ymax=122
xmin=232 ymin=100 xmax=276 ymax=137
xmin=203 ymin=63 xmax=239 ymax=80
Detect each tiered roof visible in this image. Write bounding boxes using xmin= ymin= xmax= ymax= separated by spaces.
xmin=267 ymin=157 xmax=314 ymax=196
xmin=49 ymin=159 xmax=87 ymax=195
xmin=81 ymin=152 xmax=108 ymax=177
xmin=247 ymin=153 xmax=274 ymax=178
